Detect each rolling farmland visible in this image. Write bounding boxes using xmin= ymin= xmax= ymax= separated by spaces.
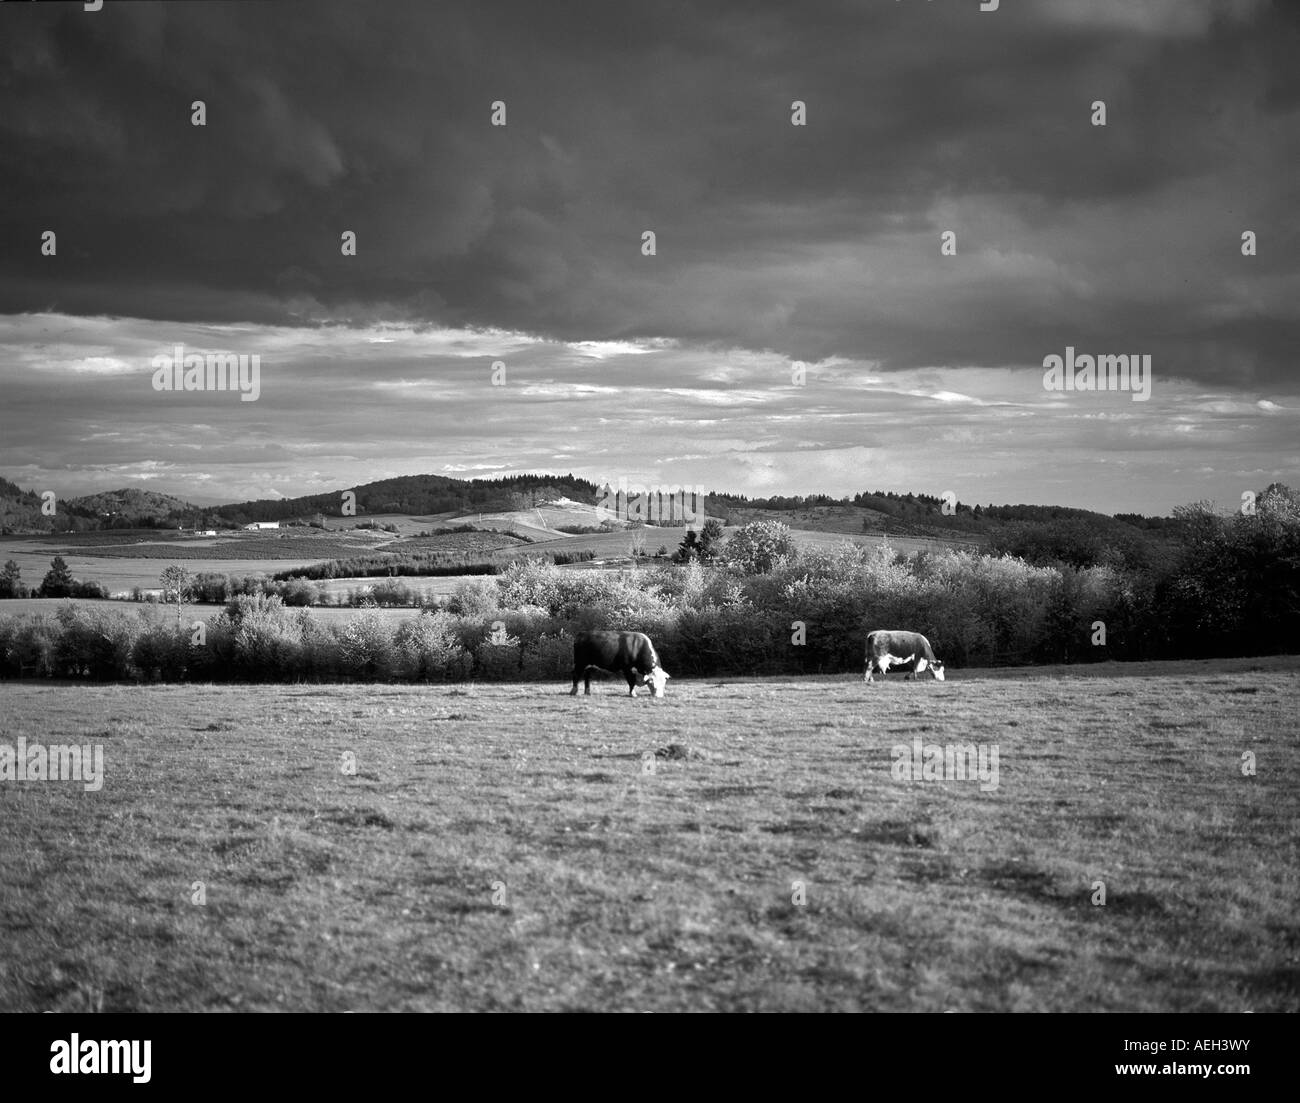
xmin=0 ymin=516 xmax=980 ymax=597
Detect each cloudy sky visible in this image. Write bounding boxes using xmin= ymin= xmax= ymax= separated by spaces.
xmin=1 ymin=0 xmax=1297 ymax=514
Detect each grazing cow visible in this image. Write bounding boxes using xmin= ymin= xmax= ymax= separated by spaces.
xmin=864 ymin=629 xmax=945 ymax=683
xmin=571 ymin=630 xmax=671 ymax=697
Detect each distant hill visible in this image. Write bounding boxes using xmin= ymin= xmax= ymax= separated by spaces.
xmin=0 ymin=479 xmax=213 ymax=534
xmin=0 ymin=470 xmax=1191 ymax=569
xmin=707 ymin=488 xmax=1165 ymax=537
xmin=0 ymin=476 xmax=105 ymax=534
xmin=67 ymin=488 xmax=200 ymax=526
xmin=0 ymin=476 xmax=52 ymax=533
xmin=212 ymin=473 xmax=601 ymax=525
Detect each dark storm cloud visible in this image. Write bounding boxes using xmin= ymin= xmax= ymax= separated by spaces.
xmin=1 ymin=0 xmax=1297 ymax=384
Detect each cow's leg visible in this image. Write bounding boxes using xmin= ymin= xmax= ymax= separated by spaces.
xmin=626 ymin=671 xmax=638 ymax=697
xmin=584 ymin=667 xmax=593 ymax=695
xmin=571 ymin=666 xmax=582 ymax=695
xmin=864 ymin=661 xmax=875 ymax=683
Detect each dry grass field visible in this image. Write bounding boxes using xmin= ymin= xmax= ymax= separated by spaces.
xmin=1 ymin=657 xmax=1295 ymax=1012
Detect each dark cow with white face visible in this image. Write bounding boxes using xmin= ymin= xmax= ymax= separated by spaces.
xmin=571 ymin=630 xmax=670 ymax=697
xmin=864 ymin=629 xmax=945 ymax=683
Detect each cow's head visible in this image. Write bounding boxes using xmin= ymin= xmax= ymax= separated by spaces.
xmin=645 ymin=666 xmax=670 ymax=697
xmin=931 ymin=661 xmax=946 ymax=682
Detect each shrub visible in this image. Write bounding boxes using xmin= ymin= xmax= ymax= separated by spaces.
xmin=370 ymin=577 xmax=416 ymax=606
xmin=334 ymin=610 xmax=395 ymax=680
xmin=475 ymin=638 xmax=523 ymax=680
xmin=673 ymin=606 xmax=786 ymax=675
xmin=491 ymin=605 xmax=557 ymax=649
xmin=0 ymin=617 xmax=17 ymax=674
xmin=229 ymin=595 xmax=306 ymax=679
xmin=191 ymin=572 xmax=231 ymax=603
xmin=6 ymin=616 xmax=59 ymax=676
xmin=496 ymin=558 xmax=558 ymax=611
xmin=132 ymin=620 xmax=191 ymax=681
xmin=448 ymin=578 xmax=500 ymax=618
xmin=552 ymin=549 xmax=597 ymax=565
xmin=54 ymin=604 xmax=140 ymax=678
xmin=521 ymin=633 xmax=574 ymax=680
xmin=192 ymin=612 xmax=238 ymax=679
xmin=394 ymin=612 xmax=472 ymax=681
xmin=278 ymin=578 xmax=321 ymax=607
xmin=297 ymin=609 xmax=342 ymax=678
xmin=723 ymin=521 xmax=798 ymax=575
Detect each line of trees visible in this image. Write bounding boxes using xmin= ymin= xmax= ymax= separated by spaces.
xmin=269 ymin=552 xmax=502 ymax=582
xmin=0 ymin=557 xmax=109 ymax=600
xmin=2 ymin=484 xmax=1296 ymax=680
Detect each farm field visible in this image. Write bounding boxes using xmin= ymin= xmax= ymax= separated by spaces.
xmin=0 ymin=532 xmax=391 ymax=558
xmin=1 ymin=658 xmax=1295 ymax=1012
xmin=0 ymin=532 xmax=383 ymax=592
xmin=723 ymin=504 xmax=988 ymax=548
xmin=0 ymin=596 xmax=435 ymax=626
xmin=0 ymin=555 xmax=338 ymax=594
xmin=0 ymin=519 xmax=978 ymax=597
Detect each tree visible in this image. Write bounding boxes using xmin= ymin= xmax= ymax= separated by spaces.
xmin=1164 ymin=486 xmax=1300 ymax=656
xmin=696 ymin=519 xmax=724 ymax=562
xmin=39 ymin=556 xmax=75 ymax=598
xmin=676 ymin=519 xmax=725 ymax=564
xmin=723 ymin=520 xmax=797 ymax=575
xmin=0 ymin=559 xmax=23 ymax=598
xmin=160 ymin=565 xmax=193 ymax=629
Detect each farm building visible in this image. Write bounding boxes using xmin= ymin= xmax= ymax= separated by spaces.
xmin=243 ymin=521 xmax=280 ymax=531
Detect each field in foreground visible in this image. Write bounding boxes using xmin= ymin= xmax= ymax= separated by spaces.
xmin=1 ymin=659 xmax=1297 ymax=1012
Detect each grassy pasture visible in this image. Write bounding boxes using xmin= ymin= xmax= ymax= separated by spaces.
xmin=1 ymin=657 xmax=1296 ymax=1012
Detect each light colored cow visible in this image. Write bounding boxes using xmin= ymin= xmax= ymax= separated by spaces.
xmin=864 ymin=629 xmax=945 ymax=683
